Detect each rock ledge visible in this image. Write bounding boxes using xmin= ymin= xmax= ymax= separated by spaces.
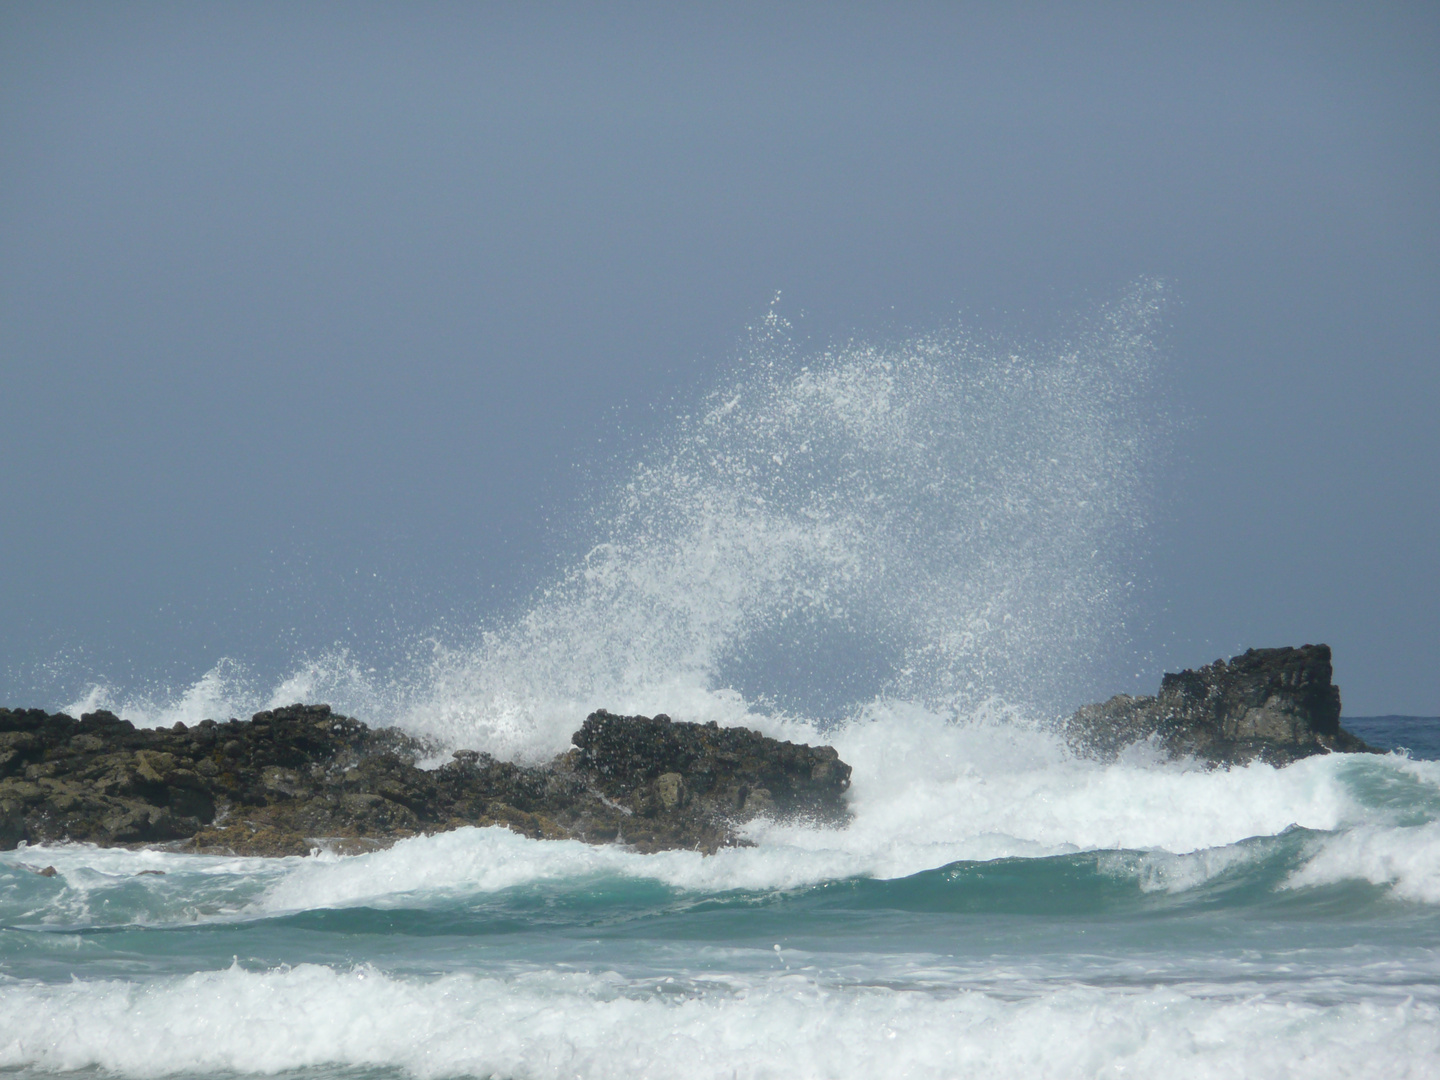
xmin=0 ymin=706 xmax=850 ymax=857
xmin=1065 ymin=644 xmax=1374 ymax=765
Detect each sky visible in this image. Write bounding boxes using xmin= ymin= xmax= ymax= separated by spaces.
xmin=1 ymin=2 xmax=1437 ymax=716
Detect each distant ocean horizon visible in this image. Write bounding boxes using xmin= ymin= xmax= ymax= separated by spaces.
xmin=1342 ymin=716 xmax=1440 ymax=761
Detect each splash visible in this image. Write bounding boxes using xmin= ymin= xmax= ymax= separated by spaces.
xmin=69 ymin=282 xmax=1167 ymax=758
xmin=385 ymin=281 xmax=1166 ymax=755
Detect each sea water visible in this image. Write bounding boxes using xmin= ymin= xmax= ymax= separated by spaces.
xmin=5 ymin=286 xmax=1438 ymax=1078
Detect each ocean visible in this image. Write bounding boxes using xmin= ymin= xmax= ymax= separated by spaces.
xmin=4 ymin=288 xmax=1438 ymax=1078
xmin=3 ymin=718 xmax=1439 ymax=1078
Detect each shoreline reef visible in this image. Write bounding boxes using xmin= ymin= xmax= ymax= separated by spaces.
xmin=0 ymin=707 xmax=851 ymax=857
xmin=1 ymin=644 xmax=1372 ymax=857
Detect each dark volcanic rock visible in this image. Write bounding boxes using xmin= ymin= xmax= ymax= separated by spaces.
xmin=0 ymin=704 xmax=850 ymax=856
xmin=568 ymin=710 xmax=851 ymax=851
xmin=1065 ymin=644 xmax=1375 ymax=765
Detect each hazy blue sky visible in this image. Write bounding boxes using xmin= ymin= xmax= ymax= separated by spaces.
xmin=2 ymin=3 xmax=1437 ymax=714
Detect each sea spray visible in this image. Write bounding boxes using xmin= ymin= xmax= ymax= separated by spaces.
xmin=65 ymin=282 xmax=1168 ymax=760
xmin=392 ymin=284 xmax=1167 ymax=754
xmin=11 ymin=285 xmax=1440 ymax=1080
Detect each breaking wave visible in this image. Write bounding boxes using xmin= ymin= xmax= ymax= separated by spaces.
xmin=2 ymin=961 xmax=1436 ymax=1080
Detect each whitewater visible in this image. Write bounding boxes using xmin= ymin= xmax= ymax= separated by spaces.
xmin=4 ymin=284 xmax=1439 ymax=1078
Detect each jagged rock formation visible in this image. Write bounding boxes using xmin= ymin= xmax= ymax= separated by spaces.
xmin=0 ymin=705 xmax=850 ymax=856
xmin=1065 ymin=644 xmax=1374 ymax=765
xmin=0 ymin=643 xmax=1371 ymax=856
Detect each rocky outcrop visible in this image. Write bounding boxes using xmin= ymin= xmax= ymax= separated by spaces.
xmin=571 ymin=709 xmax=851 ymax=844
xmin=1065 ymin=644 xmax=1374 ymax=765
xmin=0 ymin=705 xmax=850 ymax=856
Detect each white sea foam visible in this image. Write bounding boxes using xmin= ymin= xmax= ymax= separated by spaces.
xmin=250 ymin=726 xmax=1435 ymax=910
xmin=37 ymin=284 xmax=1440 ymax=909
xmin=8 ymin=716 xmax=1435 ymax=922
xmin=0 ymin=962 xmax=1435 ymax=1080
xmin=814 ymin=707 xmax=1373 ymax=866
xmin=1287 ymin=820 xmax=1440 ymax=903
xmin=1098 ymin=840 xmax=1271 ymax=894
xmin=21 ymin=291 xmax=1439 ymax=1080
xmin=11 ymin=720 xmax=1435 ymax=919
xmin=0 ymin=843 xmax=293 ymax=929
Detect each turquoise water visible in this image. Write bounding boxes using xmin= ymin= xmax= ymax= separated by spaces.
xmin=4 ymin=737 xmax=1440 ymax=1079
xmin=10 ymin=304 xmax=1438 ymax=1076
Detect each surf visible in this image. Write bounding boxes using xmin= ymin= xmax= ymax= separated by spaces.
xmin=9 ymin=285 xmax=1438 ymax=1080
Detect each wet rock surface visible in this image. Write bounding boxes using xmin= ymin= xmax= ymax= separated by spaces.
xmin=0 ymin=705 xmax=851 ymax=856
xmin=1065 ymin=644 xmax=1375 ymax=765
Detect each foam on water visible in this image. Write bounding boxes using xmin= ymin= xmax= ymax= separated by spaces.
xmin=1287 ymin=820 xmax=1440 ymax=903
xmin=8 ymin=726 xmax=1436 ymax=924
xmin=18 ymin=288 xmax=1440 ymax=1080
xmin=242 ymin=734 xmax=1439 ymax=909
xmin=1 ymin=961 xmax=1436 ymax=1080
